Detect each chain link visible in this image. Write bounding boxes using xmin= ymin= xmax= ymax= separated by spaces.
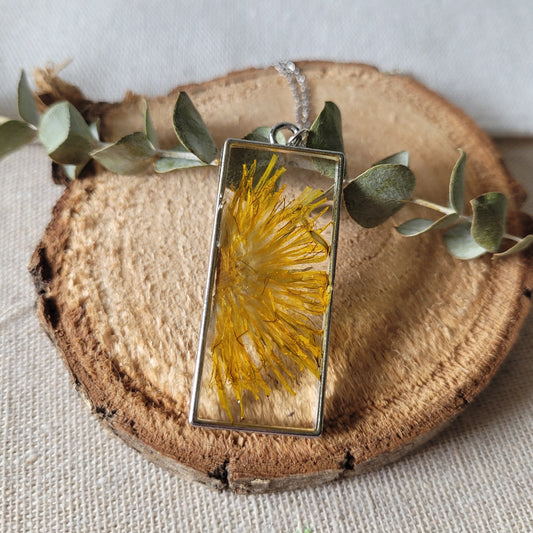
xmin=275 ymin=61 xmax=311 ymax=131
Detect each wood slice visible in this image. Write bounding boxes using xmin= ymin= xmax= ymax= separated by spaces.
xmin=30 ymin=62 xmax=533 ymax=493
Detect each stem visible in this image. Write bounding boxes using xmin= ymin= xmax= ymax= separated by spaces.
xmin=409 ymin=198 xmax=456 ymax=215
xmin=503 ymin=233 xmax=522 ymax=243
xmin=409 ymin=197 xmax=524 ymax=244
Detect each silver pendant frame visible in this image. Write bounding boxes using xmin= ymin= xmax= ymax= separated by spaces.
xmin=189 ymin=138 xmax=344 ymax=436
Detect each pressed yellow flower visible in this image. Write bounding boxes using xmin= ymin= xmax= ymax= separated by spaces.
xmin=211 ymin=155 xmax=331 ymax=421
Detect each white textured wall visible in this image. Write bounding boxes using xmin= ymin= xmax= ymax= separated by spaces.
xmin=1 ymin=0 xmax=532 ymax=134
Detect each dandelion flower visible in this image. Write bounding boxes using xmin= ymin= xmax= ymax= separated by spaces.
xmin=211 ymin=155 xmax=331 ymax=421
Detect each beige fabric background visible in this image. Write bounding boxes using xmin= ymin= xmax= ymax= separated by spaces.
xmin=1 ymin=1 xmax=533 ymax=531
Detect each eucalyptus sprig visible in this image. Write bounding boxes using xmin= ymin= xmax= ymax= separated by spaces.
xmin=343 ymin=149 xmax=533 ymax=258
xmin=1 ymin=69 xmax=531 ymax=259
xmin=304 ymin=103 xmax=532 ymax=258
xmin=0 ymin=70 xmax=219 ymax=180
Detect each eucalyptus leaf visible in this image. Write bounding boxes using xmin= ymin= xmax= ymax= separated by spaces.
xmin=38 ymin=102 xmax=93 ymax=165
xmin=307 ymin=102 xmax=344 ymax=153
xmin=344 ymin=164 xmax=416 ymax=228
xmin=470 ymin=192 xmax=507 ymax=252
xmin=173 ymin=92 xmax=218 ymax=163
xmin=62 ymin=163 xmax=86 ymax=180
xmin=221 ymin=129 xmax=284 ymax=189
xmin=17 ymin=70 xmax=40 ymax=126
xmin=144 ymin=100 xmax=158 ymax=148
xmin=91 ymin=132 xmax=156 ymax=174
xmin=226 ymin=152 xmax=265 ymax=190
xmin=0 ymin=120 xmax=36 ymax=160
xmin=494 ymin=234 xmax=533 ymax=257
xmin=396 ymin=213 xmax=459 ymax=236
xmin=307 ymin=102 xmax=344 ymax=179
xmin=89 ymin=119 xmax=100 ymax=142
xmin=373 ymin=151 xmax=410 ymax=167
xmin=155 ymin=156 xmax=206 ymax=173
xmin=449 ymin=149 xmax=466 ymax=213
xmin=443 ymin=221 xmax=487 ymax=259
xmin=244 ymin=126 xmax=286 ymax=144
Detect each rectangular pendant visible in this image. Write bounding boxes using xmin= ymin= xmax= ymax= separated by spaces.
xmin=189 ymin=138 xmax=344 ymax=436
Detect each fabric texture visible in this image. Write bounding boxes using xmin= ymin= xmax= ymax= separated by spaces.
xmin=1 ymin=1 xmax=532 ymax=531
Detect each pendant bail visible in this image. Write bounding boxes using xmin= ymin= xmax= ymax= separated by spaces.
xmin=269 ymin=122 xmax=308 ymax=147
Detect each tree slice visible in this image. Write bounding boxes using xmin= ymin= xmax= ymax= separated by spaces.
xmin=30 ymin=62 xmax=533 ymax=493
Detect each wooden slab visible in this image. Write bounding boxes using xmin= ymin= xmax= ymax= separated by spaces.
xmin=30 ymin=62 xmax=533 ymax=493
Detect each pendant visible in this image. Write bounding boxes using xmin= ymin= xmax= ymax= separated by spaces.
xmin=189 ymin=126 xmax=344 ymax=436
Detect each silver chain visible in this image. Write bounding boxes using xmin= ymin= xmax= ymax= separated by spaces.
xmin=275 ymin=61 xmax=311 ymax=131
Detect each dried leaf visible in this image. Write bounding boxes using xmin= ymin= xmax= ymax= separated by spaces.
xmin=62 ymin=163 xmax=86 ymax=180
xmin=88 ymin=119 xmax=100 ymax=141
xmin=307 ymin=101 xmax=344 ymax=153
xmin=91 ymin=132 xmax=156 ymax=174
xmin=443 ymin=222 xmax=486 ymax=259
xmin=154 ymin=156 xmax=206 ymax=173
xmin=307 ymin=102 xmax=344 ymax=179
xmin=225 ymin=130 xmax=286 ymax=189
xmin=143 ymin=100 xmax=158 ymax=148
xmin=38 ymin=102 xmax=93 ymax=165
xmin=470 ymin=192 xmax=507 ymax=252
xmin=396 ymin=213 xmax=459 ymax=236
xmin=449 ymin=149 xmax=466 ymax=213
xmin=494 ymin=234 xmax=533 ymax=257
xmin=173 ymin=92 xmax=218 ymax=163
xmin=373 ymin=151 xmax=410 ymax=167
xmin=344 ymin=164 xmax=415 ymax=228
xmin=17 ymin=70 xmax=40 ymax=126
xmin=0 ymin=120 xmax=36 ymax=161
xmin=244 ymin=126 xmax=286 ymax=144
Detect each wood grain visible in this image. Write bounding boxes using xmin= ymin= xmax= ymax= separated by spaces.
xmin=30 ymin=62 xmax=533 ymax=493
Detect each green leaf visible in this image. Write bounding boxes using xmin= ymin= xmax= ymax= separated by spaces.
xmin=373 ymin=151 xmax=410 ymax=167
xmin=88 ymin=119 xmax=100 ymax=142
xmin=443 ymin=221 xmax=487 ymax=259
xmin=344 ymin=164 xmax=416 ymax=228
xmin=470 ymin=192 xmax=507 ymax=252
xmin=62 ymin=163 xmax=86 ymax=180
xmin=154 ymin=156 xmax=206 ymax=173
xmin=396 ymin=213 xmax=459 ymax=236
xmin=243 ymin=126 xmax=286 ymax=144
xmin=91 ymin=132 xmax=156 ymax=174
xmin=494 ymin=234 xmax=533 ymax=257
xmin=0 ymin=120 xmax=36 ymax=160
xmin=220 ymin=128 xmax=286 ymax=189
xmin=307 ymin=102 xmax=344 ymax=179
xmin=173 ymin=92 xmax=218 ymax=163
xmin=307 ymin=101 xmax=344 ymax=153
xmin=449 ymin=149 xmax=466 ymax=213
xmin=38 ymin=102 xmax=93 ymax=165
xmin=143 ymin=100 xmax=158 ymax=148
xmin=17 ymin=70 xmax=40 ymax=126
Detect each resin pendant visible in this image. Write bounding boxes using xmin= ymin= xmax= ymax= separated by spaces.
xmin=189 ymin=136 xmax=344 ymax=435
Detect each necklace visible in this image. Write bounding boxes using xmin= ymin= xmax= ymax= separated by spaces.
xmin=275 ymin=60 xmax=311 ymax=131
xmin=189 ymin=61 xmax=345 ymax=436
